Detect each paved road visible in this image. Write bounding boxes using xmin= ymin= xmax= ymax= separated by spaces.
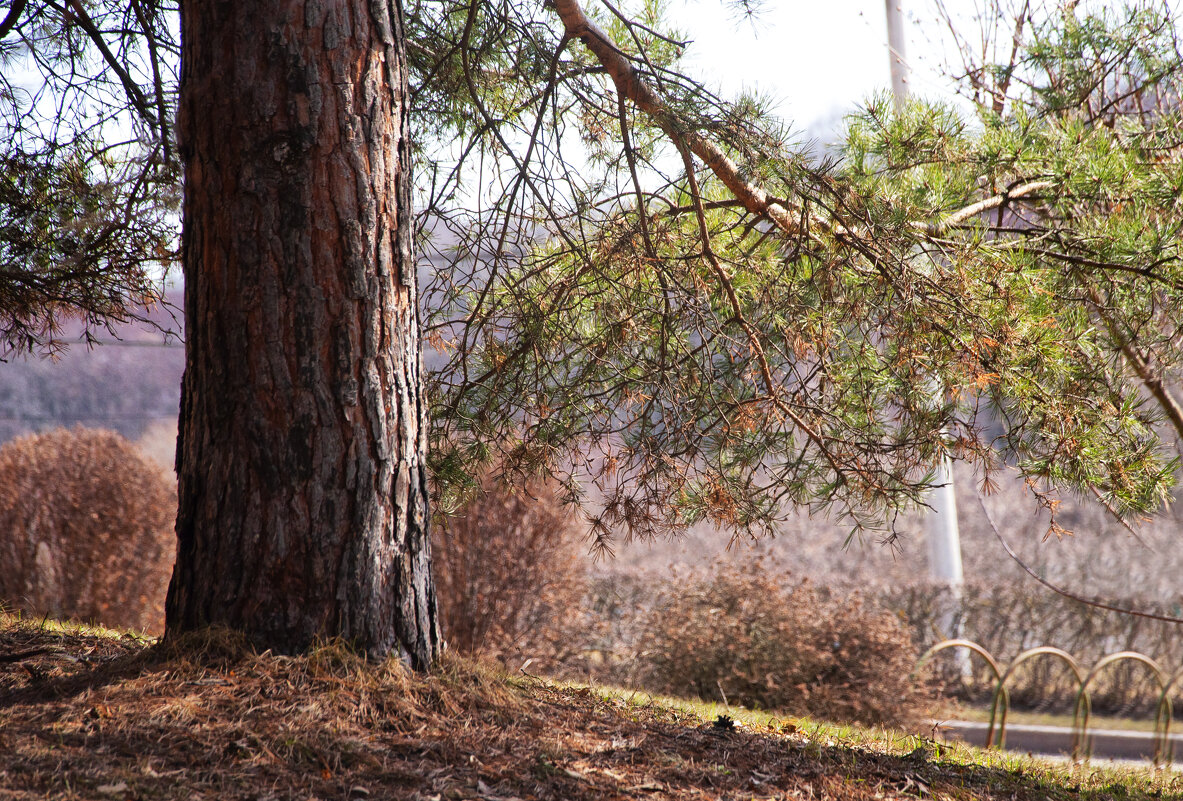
xmin=940 ymin=720 xmax=1183 ymax=763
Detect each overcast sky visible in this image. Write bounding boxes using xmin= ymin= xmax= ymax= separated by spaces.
xmin=669 ymin=0 xmax=1077 ymax=148
xmin=672 ymin=0 xmax=936 ymax=133
xmin=672 ymin=0 xmax=1183 ymax=139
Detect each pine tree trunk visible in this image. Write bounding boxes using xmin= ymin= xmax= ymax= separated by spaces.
xmin=165 ymin=0 xmax=439 ymax=667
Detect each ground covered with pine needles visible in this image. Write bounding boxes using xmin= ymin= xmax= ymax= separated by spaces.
xmin=1 ymin=615 xmax=1179 ymax=800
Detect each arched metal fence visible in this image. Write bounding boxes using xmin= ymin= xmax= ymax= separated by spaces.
xmin=916 ymin=639 xmax=1183 ymax=767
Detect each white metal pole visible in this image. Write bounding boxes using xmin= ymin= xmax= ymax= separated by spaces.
xmin=883 ymin=1 xmax=969 ymax=670
xmin=926 ymin=452 xmax=964 ymax=592
xmin=884 ymin=0 xmax=910 ymax=112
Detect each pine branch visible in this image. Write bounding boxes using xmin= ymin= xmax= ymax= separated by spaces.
xmin=550 ymin=0 xmax=800 ymax=237
xmin=1079 ymin=277 xmax=1183 ymax=441
xmin=916 ymin=180 xmax=1054 ymax=237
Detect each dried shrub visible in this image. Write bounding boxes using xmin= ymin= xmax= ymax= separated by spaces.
xmin=0 ymin=426 xmax=176 ymax=632
xmin=431 ymin=471 xmax=589 ymax=670
xmin=635 ymin=563 xmax=934 ymax=727
xmin=576 ymin=572 xmax=656 ymax=673
xmin=135 ymin=418 xmax=178 ymax=474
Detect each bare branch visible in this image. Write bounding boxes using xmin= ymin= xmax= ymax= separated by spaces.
xmin=551 ymin=0 xmax=799 ymax=236
xmin=979 ymin=495 xmax=1183 ymax=625
xmin=917 ymin=180 xmax=1054 ymax=236
xmin=46 ymin=0 xmax=160 ymax=130
xmin=0 ymin=0 xmax=26 ymax=40
xmin=992 ymin=0 xmax=1031 ymax=115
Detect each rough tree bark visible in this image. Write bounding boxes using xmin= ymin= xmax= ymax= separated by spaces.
xmin=165 ymin=0 xmax=440 ymax=666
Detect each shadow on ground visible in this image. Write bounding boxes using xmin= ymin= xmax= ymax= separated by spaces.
xmin=1 ymin=619 xmax=1178 ymax=801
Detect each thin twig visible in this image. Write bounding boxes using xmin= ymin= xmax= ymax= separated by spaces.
xmin=977 ymin=495 xmax=1183 ymax=624
xmin=48 ymin=0 xmax=159 ymax=129
xmin=0 ymin=647 xmax=51 ymax=664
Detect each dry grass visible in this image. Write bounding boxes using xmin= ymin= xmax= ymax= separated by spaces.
xmin=1 ymin=612 xmax=1179 ymax=801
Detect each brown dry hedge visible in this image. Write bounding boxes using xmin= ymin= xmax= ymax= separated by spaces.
xmin=0 ymin=426 xmax=175 ymax=632
xmin=431 ymin=469 xmax=589 ymax=670
xmin=633 ymin=564 xmax=936 ymax=728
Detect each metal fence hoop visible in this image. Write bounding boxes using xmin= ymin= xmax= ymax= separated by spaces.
xmin=1075 ymin=651 xmax=1167 ymax=766
xmin=916 ymin=639 xmax=1006 ymax=747
xmin=1153 ymin=667 xmax=1183 ymax=768
xmin=998 ymin=647 xmax=1084 ymax=755
xmin=916 ymin=640 xmax=1180 ymax=766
